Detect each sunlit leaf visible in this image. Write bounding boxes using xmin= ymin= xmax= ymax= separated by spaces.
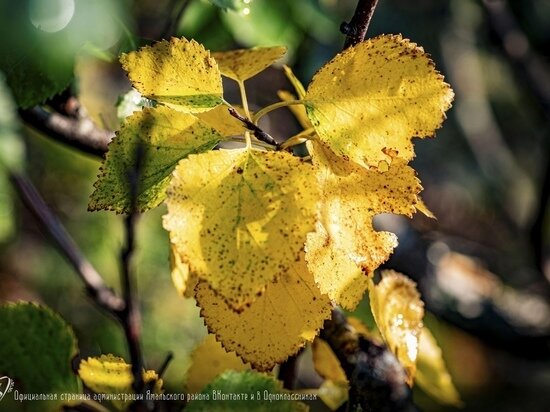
xmin=78 ymin=354 xmax=162 ymax=411
xmin=305 ymin=140 xmax=421 ymax=310
xmin=195 ymin=254 xmax=331 ymax=371
xmin=213 ymin=46 xmax=287 ymax=82
xmin=416 ymin=327 xmax=462 ymax=406
xmin=317 ymin=380 xmax=348 ymax=411
xmin=305 ymin=34 xmax=453 ymax=168
xmin=89 ymin=106 xmax=222 ymax=213
xmin=186 ymin=370 xmax=308 ymax=411
xmin=164 ymin=148 xmax=318 ymax=310
xmin=121 ymin=37 xmax=223 ymax=112
xmin=311 ymin=338 xmax=347 ymax=384
xmin=368 ymin=270 xmax=424 ymax=385
xmin=185 ymin=334 xmax=250 ymax=393
xmin=0 ymin=302 xmax=80 ymax=412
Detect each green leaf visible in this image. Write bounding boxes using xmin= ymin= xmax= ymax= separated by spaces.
xmin=120 ymin=37 xmax=223 ymax=113
xmin=186 ymin=370 xmax=308 ymax=412
xmin=164 ymin=148 xmax=318 ymax=311
xmin=0 ymin=73 xmax=24 ymax=242
xmin=305 ymin=34 xmax=454 ymax=168
xmin=208 ymin=0 xmax=252 ymax=12
xmin=78 ymin=354 xmax=163 ymax=411
xmin=0 ymin=302 xmax=80 ymax=412
xmin=89 ymin=106 xmax=223 ymax=213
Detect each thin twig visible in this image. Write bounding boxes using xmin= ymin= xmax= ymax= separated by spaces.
xmin=120 ymin=144 xmax=146 ymax=408
xmin=341 ymin=0 xmax=380 ymax=49
xmin=19 ymin=106 xmax=112 ymax=158
xmin=321 ymin=310 xmax=418 ymax=412
xmin=278 ymin=353 xmax=299 ymax=390
xmin=157 ymin=352 xmax=175 ymax=378
xmin=9 ymin=172 xmax=125 ymax=313
xmin=228 ymin=107 xmax=279 ymax=148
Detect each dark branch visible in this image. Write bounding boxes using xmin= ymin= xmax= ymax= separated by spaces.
xmin=9 ymin=172 xmax=125 ymax=313
xmin=228 ymin=107 xmax=279 ymax=148
xmin=321 ymin=310 xmax=418 ymax=412
xmin=19 ymin=106 xmax=112 ymax=158
xmin=120 ymin=144 xmax=146 ymax=409
xmin=342 ymin=0 xmax=380 ymax=49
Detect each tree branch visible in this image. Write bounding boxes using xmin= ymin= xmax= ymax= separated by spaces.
xmin=120 ymin=144 xmax=146 ymax=409
xmin=321 ymin=310 xmax=418 ymax=412
xmin=9 ymin=172 xmax=124 ymax=313
xmin=228 ymin=107 xmax=279 ymax=148
xmin=19 ymin=106 xmax=112 ymax=158
xmin=341 ymin=0 xmax=380 ymax=49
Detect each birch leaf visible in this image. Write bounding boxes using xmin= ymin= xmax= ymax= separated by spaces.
xmin=368 ymin=270 xmax=424 ymax=385
xmin=78 ymin=355 xmax=162 ymax=411
xmin=185 ymin=334 xmax=250 ymax=393
xmin=213 ymin=46 xmax=287 ymax=82
xmin=195 ymin=254 xmax=331 ymax=371
xmin=164 ymin=148 xmax=318 ymax=310
xmin=416 ymin=327 xmax=462 ymax=406
xmin=121 ymin=37 xmax=223 ymax=112
xmin=305 ymin=140 xmax=421 ymax=310
xmin=89 ymin=106 xmax=222 ymax=213
xmin=305 ymin=34 xmax=453 ymax=168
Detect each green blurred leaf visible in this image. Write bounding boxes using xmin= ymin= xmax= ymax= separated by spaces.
xmin=186 ymin=370 xmax=308 ymax=411
xmin=89 ymin=106 xmax=223 ymax=213
xmin=0 ymin=302 xmax=80 ymax=412
xmin=0 ymin=73 xmax=24 ymax=241
xmin=208 ymin=0 xmax=252 ymax=12
xmin=0 ymin=0 xmax=127 ymax=108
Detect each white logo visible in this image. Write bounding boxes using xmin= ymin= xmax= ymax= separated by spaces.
xmin=0 ymin=376 xmax=14 ymax=402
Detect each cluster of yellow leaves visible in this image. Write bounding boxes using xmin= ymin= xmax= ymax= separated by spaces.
xmin=90 ymin=35 xmax=454 ymax=381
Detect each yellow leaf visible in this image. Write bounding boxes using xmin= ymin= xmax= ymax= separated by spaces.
xmin=78 ymin=354 xmax=162 ymax=411
xmin=120 ymin=37 xmax=223 ymax=112
xmin=305 ymin=34 xmax=454 ymax=168
xmin=415 ymin=327 xmax=463 ymax=406
xmin=278 ymin=90 xmax=311 ymax=130
xmin=194 ymin=254 xmax=332 ymax=371
xmin=212 ymin=46 xmax=287 ymax=82
xmin=416 ymin=196 xmax=436 ymax=219
xmin=163 ymin=148 xmax=318 ymax=310
xmin=305 ymin=140 xmax=421 ymax=310
xmin=368 ymin=270 xmax=424 ymax=385
xmin=311 ymin=338 xmax=347 ymax=384
xmin=317 ymin=380 xmax=349 ymax=411
xmin=195 ymin=105 xmax=247 ymax=137
xmin=185 ymin=334 xmax=250 ymax=393
xmin=170 ymin=243 xmax=197 ymax=298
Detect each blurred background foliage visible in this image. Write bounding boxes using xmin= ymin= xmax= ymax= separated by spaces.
xmin=0 ymin=0 xmax=549 ymax=411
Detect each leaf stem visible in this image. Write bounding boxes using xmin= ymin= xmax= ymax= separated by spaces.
xmin=252 ymin=100 xmax=305 ymax=125
xmin=237 ymin=80 xmax=252 ymax=120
